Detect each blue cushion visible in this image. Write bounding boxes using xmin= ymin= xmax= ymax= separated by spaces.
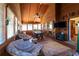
xmin=14 ymin=39 xmax=34 ymax=51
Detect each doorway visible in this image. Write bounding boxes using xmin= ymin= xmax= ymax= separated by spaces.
xmin=70 ymin=17 xmax=79 ymax=44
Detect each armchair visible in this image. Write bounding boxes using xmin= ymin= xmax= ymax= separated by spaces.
xmin=7 ymin=39 xmax=43 ymax=56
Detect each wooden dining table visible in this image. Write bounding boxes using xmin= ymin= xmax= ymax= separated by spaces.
xmin=33 ymin=31 xmax=44 ymax=41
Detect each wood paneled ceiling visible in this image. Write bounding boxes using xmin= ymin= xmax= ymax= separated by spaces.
xmin=20 ymin=3 xmax=55 ymax=24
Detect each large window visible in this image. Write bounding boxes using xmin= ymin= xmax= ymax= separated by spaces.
xmin=21 ymin=24 xmax=43 ymax=31
xmin=22 ymin=24 xmax=27 ymax=31
xmin=27 ymin=24 xmax=32 ymax=30
xmin=18 ymin=20 xmax=22 ymax=31
xmin=38 ymin=24 xmax=41 ymax=30
xmin=14 ymin=17 xmax=18 ymax=34
xmin=44 ymin=23 xmax=47 ymax=30
xmin=7 ymin=7 xmax=14 ymax=39
xmin=33 ymin=24 xmax=38 ymax=30
xmin=49 ymin=22 xmax=53 ymax=30
xmin=0 ymin=4 xmax=5 ymax=44
xmin=41 ymin=24 xmax=44 ymax=30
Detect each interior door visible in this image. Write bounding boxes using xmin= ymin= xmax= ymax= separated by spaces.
xmin=70 ymin=20 xmax=75 ymax=41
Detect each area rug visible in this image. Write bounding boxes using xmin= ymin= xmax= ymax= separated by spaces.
xmin=39 ymin=38 xmax=73 ymax=56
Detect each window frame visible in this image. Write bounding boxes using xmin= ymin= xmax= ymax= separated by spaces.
xmin=6 ymin=7 xmax=15 ymax=39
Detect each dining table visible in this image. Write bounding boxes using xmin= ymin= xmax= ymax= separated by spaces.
xmin=33 ymin=31 xmax=44 ymax=41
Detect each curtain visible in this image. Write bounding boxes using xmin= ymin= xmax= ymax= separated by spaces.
xmin=0 ymin=4 xmax=5 ymax=44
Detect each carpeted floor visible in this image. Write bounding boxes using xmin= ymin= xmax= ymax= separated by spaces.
xmin=39 ymin=37 xmax=73 ymax=56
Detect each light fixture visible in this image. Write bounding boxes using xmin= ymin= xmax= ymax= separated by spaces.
xmin=34 ymin=13 xmax=41 ymax=23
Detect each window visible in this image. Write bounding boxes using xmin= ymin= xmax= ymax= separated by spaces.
xmin=41 ymin=24 xmax=44 ymax=30
xmin=22 ymin=24 xmax=27 ymax=31
xmin=7 ymin=7 xmax=14 ymax=39
xmin=38 ymin=24 xmax=41 ymax=30
xmin=15 ymin=17 xmax=18 ymax=34
xmin=0 ymin=4 xmax=5 ymax=44
xmin=33 ymin=24 xmax=38 ymax=30
xmin=49 ymin=22 xmax=53 ymax=30
xmin=21 ymin=24 xmax=42 ymax=31
xmin=27 ymin=24 xmax=32 ymax=30
xmin=18 ymin=20 xmax=22 ymax=31
xmin=44 ymin=23 xmax=47 ymax=30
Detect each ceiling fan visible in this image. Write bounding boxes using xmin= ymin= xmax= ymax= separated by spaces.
xmin=33 ymin=13 xmax=41 ymax=23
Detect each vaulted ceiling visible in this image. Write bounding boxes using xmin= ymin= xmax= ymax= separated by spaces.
xmin=20 ymin=3 xmax=55 ymax=24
